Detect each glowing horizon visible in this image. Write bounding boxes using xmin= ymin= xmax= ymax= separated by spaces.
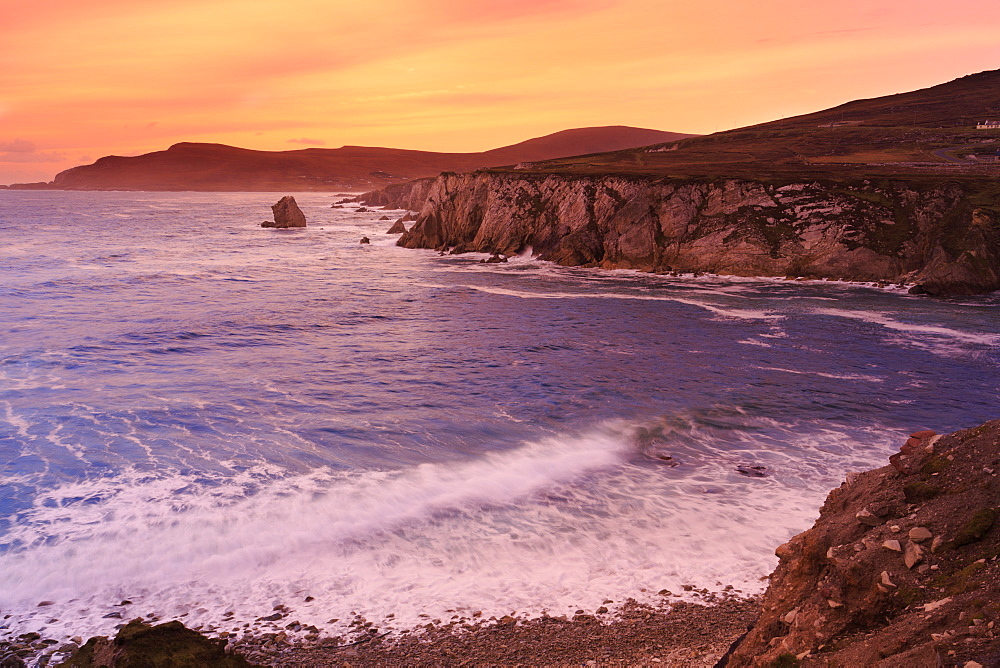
xmin=2 ymin=0 xmax=999 ymax=184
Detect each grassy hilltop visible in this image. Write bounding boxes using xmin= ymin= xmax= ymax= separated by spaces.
xmin=507 ymin=69 xmax=1000 ymax=209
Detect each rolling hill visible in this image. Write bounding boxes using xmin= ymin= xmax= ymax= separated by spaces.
xmin=518 ymin=69 xmax=1000 ymax=184
xmin=29 ymin=126 xmax=695 ymax=191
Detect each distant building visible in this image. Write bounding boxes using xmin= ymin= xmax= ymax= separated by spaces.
xmin=976 ymin=120 xmax=1000 ymax=129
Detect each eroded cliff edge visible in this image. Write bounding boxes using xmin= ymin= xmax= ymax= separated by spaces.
xmin=726 ymin=421 xmax=1000 ymax=667
xmin=363 ymin=172 xmax=1000 ymax=295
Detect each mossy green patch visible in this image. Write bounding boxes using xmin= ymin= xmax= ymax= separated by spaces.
xmin=954 ymin=508 xmax=997 ymax=547
xmin=920 ymin=456 xmax=952 ymax=475
xmin=771 ymin=653 xmax=801 ymax=668
xmin=944 ymin=562 xmax=987 ymax=595
xmin=903 ymin=481 xmax=941 ymax=503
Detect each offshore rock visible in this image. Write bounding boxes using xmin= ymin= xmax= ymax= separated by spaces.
xmin=263 ymin=195 xmax=307 ymax=228
xmin=374 ymin=172 xmax=1000 ymax=295
xmin=62 ymin=619 xmax=254 ymax=667
xmin=724 ymin=420 xmax=1000 ymax=666
xmin=386 ymin=219 xmax=408 ymax=234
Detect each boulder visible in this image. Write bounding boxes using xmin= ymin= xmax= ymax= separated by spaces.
xmin=62 ymin=619 xmax=252 ymax=667
xmin=386 ymin=219 xmax=408 ymax=234
xmin=266 ymin=195 xmax=307 ymax=228
xmin=360 ymin=237 xmax=371 ymax=244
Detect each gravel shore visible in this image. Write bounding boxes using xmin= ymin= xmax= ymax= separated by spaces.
xmin=231 ymin=596 xmax=760 ymax=667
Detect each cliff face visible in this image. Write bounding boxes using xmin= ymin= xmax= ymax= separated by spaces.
xmin=377 ymin=172 xmax=1000 ymax=295
xmin=726 ymin=422 xmax=1000 ymax=667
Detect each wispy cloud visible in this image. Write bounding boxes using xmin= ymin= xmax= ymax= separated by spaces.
xmin=0 ymin=138 xmax=65 ymax=162
xmin=286 ymin=138 xmax=326 ymax=145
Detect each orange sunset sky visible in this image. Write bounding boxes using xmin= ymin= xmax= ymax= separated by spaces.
xmin=2 ymin=0 xmax=999 ymax=184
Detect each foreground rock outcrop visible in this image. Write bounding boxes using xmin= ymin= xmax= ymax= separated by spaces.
xmin=62 ymin=619 xmax=253 ymax=667
xmin=364 ymin=172 xmax=1000 ymax=295
xmin=726 ymin=421 xmax=1000 ymax=667
xmin=261 ymin=195 xmax=306 ymax=228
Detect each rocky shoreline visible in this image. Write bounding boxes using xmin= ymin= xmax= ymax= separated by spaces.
xmin=4 ymin=421 xmax=998 ymax=667
xmin=359 ymin=172 xmax=1000 ymax=296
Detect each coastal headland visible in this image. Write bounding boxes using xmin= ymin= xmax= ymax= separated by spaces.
xmin=358 ymin=70 xmax=1000 ymax=296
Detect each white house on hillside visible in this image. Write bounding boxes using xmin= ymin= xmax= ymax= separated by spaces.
xmin=977 ymin=120 xmax=1000 ymax=129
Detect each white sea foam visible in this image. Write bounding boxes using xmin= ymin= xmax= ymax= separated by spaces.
xmin=416 ymin=283 xmax=782 ymax=321
xmin=0 ymin=421 xmax=892 ymax=644
xmin=813 ymin=307 xmax=1000 ymax=357
xmin=753 ymin=366 xmax=885 ymax=383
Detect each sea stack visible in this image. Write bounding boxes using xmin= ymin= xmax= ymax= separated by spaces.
xmin=262 ymin=195 xmax=307 ymax=228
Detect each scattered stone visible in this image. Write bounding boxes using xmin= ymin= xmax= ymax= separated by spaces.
xmin=931 ymin=535 xmax=945 ymax=553
xmin=882 ymin=539 xmax=902 ymax=552
xmin=855 ymin=508 xmax=881 ymax=527
xmin=908 ymin=527 xmax=933 ymax=542
xmin=903 ymin=540 xmax=924 ymax=569
xmin=923 ymin=598 xmax=952 ymax=612
xmin=880 ymin=571 xmax=896 ymax=587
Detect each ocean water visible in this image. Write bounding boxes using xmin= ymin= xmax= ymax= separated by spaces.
xmin=1 ymin=191 xmax=997 ymax=644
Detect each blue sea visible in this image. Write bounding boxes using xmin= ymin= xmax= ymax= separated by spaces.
xmin=1 ymin=191 xmax=997 ymax=644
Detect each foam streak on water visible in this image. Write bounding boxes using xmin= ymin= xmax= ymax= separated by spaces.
xmin=0 ymin=191 xmax=997 ymax=643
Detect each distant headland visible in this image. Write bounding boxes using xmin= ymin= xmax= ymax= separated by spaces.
xmin=1 ymin=126 xmax=695 ymax=192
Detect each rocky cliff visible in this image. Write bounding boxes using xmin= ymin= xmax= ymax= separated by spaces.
xmin=725 ymin=421 xmax=1000 ymax=667
xmin=366 ymin=172 xmax=1000 ymax=295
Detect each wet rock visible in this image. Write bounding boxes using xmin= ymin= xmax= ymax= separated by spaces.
xmin=0 ymin=654 xmax=27 ymax=668
xmin=480 ymin=253 xmax=508 ymax=264
xmin=360 ymin=237 xmax=371 ymax=244
xmin=910 ymin=429 xmax=937 ymax=439
xmin=379 ymin=215 xmax=391 ymax=220
xmin=736 ymin=465 xmax=767 ymax=478
xmin=355 ymin=207 xmax=369 ymax=213
xmin=62 ymin=619 xmax=252 ymax=667
xmin=386 ymin=219 xmax=407 ymax=234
